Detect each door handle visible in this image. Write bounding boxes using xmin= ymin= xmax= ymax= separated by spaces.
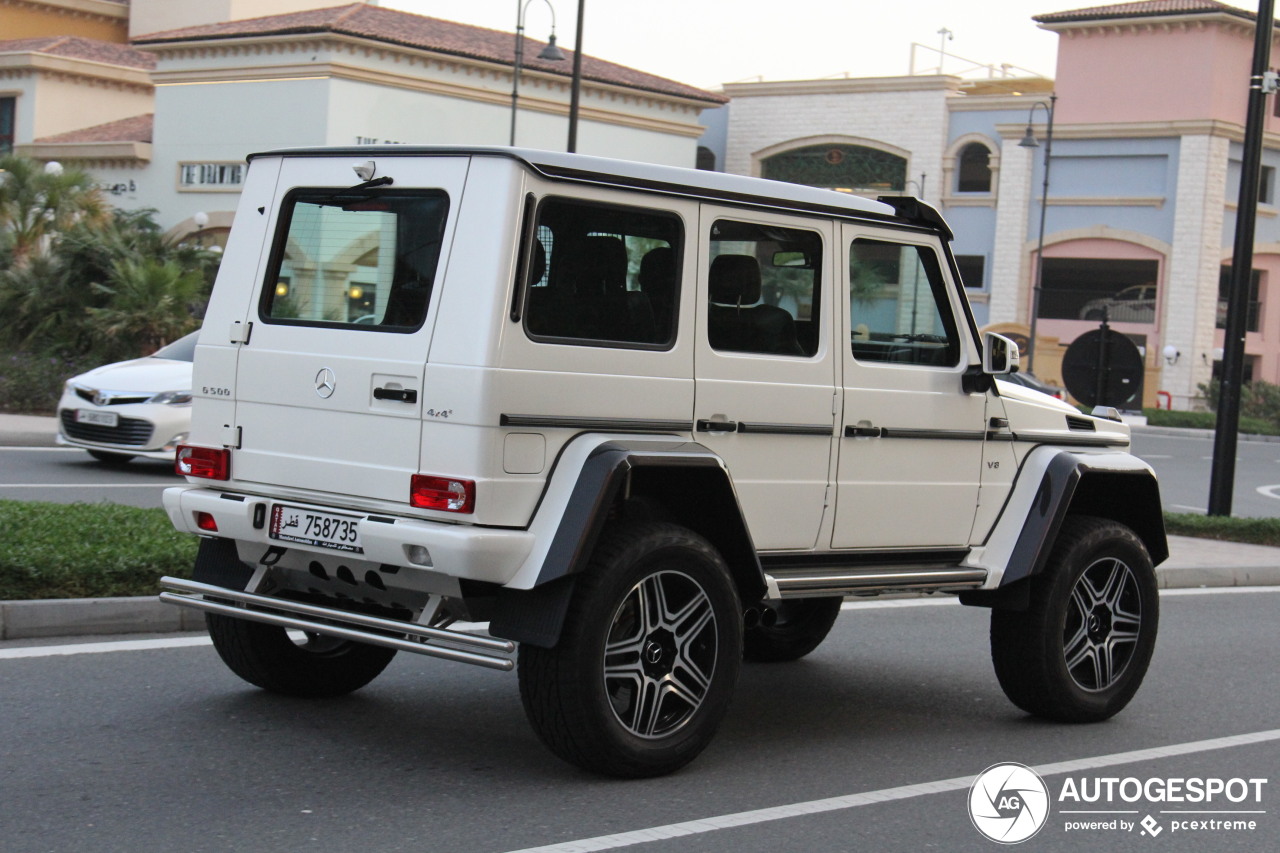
xmin=374 ymin=387 xmax=418 ymax=404
xmin=844 ymin=425 xmax=882 ymax=438
xmin=696 ymin=419 xmax=739 ymax=433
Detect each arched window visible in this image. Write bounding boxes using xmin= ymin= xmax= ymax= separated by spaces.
xmin=762 ymin=144 xmax=906 ymax=192
xmin=696 ymin=146 xmax=717 ymax=172
xmin=957 ymin=142 xmax=993 ymax=193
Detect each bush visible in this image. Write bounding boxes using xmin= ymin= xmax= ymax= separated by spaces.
xmin=0 ymin=500 xmax=196 ymax=600
xmin=0 ymin=352 xmax=99 ymax=414
xmin=1198 ymin=377 xmax=1280 ymax=433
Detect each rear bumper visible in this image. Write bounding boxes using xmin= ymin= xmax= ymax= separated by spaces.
xmin=163 ymin=486 xmax=535 ymax=585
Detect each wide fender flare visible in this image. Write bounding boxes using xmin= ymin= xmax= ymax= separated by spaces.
xmin=490 ymin=433 xmax=764 ymax=648
xmin=963 ymin=446 xmax=1168 ymax=600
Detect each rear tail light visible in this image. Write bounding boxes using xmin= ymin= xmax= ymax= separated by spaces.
xmin=176 ymin=445 xmax=230 ymax=480
xmin=410 ymin=475 xmax=475 ymax=513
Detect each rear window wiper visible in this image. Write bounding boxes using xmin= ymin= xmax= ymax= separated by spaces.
xmin=310 ymin=176 xmax=396 ymax=208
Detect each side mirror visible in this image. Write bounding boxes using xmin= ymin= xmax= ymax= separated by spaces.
xmin=983 ymin=332 xmax=1020 ymax=375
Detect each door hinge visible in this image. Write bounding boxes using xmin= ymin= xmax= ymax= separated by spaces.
xmin=230 ymin=321 xmax=253 ymax=345
xmin=823 ymin=485 xmax=831 ymax=508
xmin=221 ymin=425 xmax=242 ymax=449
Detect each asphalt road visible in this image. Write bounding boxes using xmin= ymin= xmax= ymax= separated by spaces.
xmin=7 ymin=432 xmax=1280 ymax=518
xmin=1128 ymin=430 xmax=1280 ymax=517
xmin=0 ymin=447 xmax=177 ymax=508
xmin=1 ymin=590 xmax=1276 ymax=853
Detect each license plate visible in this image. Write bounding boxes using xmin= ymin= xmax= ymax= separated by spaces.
xmin=269 ymin=505 xmax=363 ymax=553
xmin=76 ymin=409 xmax=118 ymax=428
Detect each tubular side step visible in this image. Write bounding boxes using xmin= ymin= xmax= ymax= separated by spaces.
xmin=768 ymin=566 xmax=987 ymax=598
xmin=159 ymin=576 xmax=515 ymax=672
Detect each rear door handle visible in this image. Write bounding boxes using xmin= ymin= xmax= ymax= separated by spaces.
xmin=374 ymin=387 xmax=418 ymax=404
xmin=696 ymin=419 xmax=739 ymax=433
xmin=844 ymin=425 xmax=882 ymax=438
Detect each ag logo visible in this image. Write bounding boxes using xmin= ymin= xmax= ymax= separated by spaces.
xmin=968 ymin=762 xmax=1050 ymax=844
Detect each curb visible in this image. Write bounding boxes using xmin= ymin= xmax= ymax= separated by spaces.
xmin=4 ymin=565 xmax=1279 ymax=642
xmin=0 ymin=596 xmax=206 ymax=640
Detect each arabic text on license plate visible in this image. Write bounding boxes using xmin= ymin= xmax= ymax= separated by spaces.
xmin=76 ymin=409 xmax=118 ymax=428
xmin=269 ymin=505 xmax=363 ymax=553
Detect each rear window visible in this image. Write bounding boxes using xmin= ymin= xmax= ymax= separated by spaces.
xmin=260 ymin=189 xmax=450 ymax=331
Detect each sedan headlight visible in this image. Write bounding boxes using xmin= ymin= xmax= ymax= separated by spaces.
xmin=150 ymin=390 xmax=194 ymax=405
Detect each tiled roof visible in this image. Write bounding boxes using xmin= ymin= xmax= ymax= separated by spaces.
xmin=1035 ymin=1 xmax=1256 ymax=24
xmin=0 ymin=35 xmax=156 ymax=69
xmin=36 ymin=113 xmax=153 ymax=144
xmin=132 ymin=3 xmax=726 ymax=104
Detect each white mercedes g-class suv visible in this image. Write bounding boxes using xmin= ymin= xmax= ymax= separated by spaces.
xmin=161 ymin=146 xmax=1166 ymax=778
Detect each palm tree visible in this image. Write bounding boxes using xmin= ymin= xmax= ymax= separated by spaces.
xmin=0 ymin=155 xmax=106 ymax=266
xmin=86 ymin=256 xmax=205 ymax=357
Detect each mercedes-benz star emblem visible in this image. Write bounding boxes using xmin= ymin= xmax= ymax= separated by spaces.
xmin=314 ymin=367 xmax=337 ymax=399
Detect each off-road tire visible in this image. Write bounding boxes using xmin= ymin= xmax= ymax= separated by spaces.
xmin=518 ymin=521 xmax=742 ymax=778
xmin=990 ymin=515 xmax=1158 ymax=722
xmin=206 ymin=613 xmax=396 ymax=698
xmin=743 ymin=597 xmax=842 ymax=662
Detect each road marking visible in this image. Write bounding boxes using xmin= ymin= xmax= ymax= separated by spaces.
xmin=0 ymin=447 xmax=81 ymax=452
xmin=499 ymin=730 xmax=1280 ymax=853
xmin=0 ymin=483 xmax=173 ymax=489
xmin=1140 ymin=454 xmax=1173 ymax=459
xmin=0 ymin=635 xmax=212 ymax=659
xmin=1163 ymin=586 xmax=1280 ymax=596
xmin=1256 ymin=484 xmax=1280 ymax=501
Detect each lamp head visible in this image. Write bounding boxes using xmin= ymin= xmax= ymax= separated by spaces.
xmin=1018 ymin=126 xmax=1040 ymax=149
xmin=538 ymin=34 xmax=566 ymax=61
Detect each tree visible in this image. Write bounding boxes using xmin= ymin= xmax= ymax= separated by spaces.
xmin=86 ymin=256 xmax=205 ymax=357
xmin=0 ymin=155 xmax=107 ymax=266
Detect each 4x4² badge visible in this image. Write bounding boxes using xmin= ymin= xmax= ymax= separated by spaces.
xmin=314 ymin=367 xmax=337 ymax=399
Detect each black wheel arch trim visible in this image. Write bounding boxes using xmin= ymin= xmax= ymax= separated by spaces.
xmin=962 ymin=452 xmax=1167 ymax=608
xmin=544 ymin=440 xmax=762 ymax=584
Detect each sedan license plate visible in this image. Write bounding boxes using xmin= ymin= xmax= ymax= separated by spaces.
xmin=76 ymin=409 xmax=118 ymax=428
xmin=269 ymin=505 xmax=363 ymax=553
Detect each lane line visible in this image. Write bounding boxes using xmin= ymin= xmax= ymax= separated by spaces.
xmin=0 ymin=635 xmax=212 ymax=659
xmin=500 ymin=730 xmax=1280 ymax=853
xmin=0 ymin=447 xmax=81 ymax=453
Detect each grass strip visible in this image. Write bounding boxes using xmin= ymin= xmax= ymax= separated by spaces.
xmin=0 ymin=499 xmax=195 ymax=600
xmin=1163 ymin=512 xmax=1280 ymax=547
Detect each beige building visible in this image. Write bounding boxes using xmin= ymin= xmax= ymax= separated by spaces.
xmin=2 ymin=0 xmax=725 ymax=241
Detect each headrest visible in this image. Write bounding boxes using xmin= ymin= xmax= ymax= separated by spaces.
xmin=709 ymin=254 xmax=762 ymax=305
xmin=638 ymin=246 xmax=675 ymax=293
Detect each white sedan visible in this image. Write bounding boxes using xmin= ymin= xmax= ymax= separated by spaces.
xmin=56 ymin=332 xmax=197 ymax=464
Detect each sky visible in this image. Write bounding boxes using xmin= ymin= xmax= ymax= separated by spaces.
xmin=384 ymin=0 xmax=1262 ymax=91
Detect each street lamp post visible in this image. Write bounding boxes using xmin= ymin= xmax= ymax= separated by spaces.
xmin=567 ymin=0 xmax=585 ymax=152
xmin=1018 ymin=93 xmax=1057 ymax=375
xmin=510 ymin=0 xmax=566 ymax=147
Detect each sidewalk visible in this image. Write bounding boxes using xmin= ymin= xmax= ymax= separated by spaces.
xmin=0 ymin=413 xmax=59 ymax=447
xmin=3 ymin=414 xmax=1279 ymax=640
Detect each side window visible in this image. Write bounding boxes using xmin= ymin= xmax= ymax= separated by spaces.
xmin=707 ymin=219 xmax=822 ymax=357
xmin=848 ymin=239 xmax=960 ymax=367
xmin=523 ymin=198 xmax=681 ymax=347
xmin=261 ymin=190 xmax=449 ymax=331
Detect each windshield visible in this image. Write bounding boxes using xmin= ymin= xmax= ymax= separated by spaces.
xmin=152 ymin=331 xmax=199 ymax=362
